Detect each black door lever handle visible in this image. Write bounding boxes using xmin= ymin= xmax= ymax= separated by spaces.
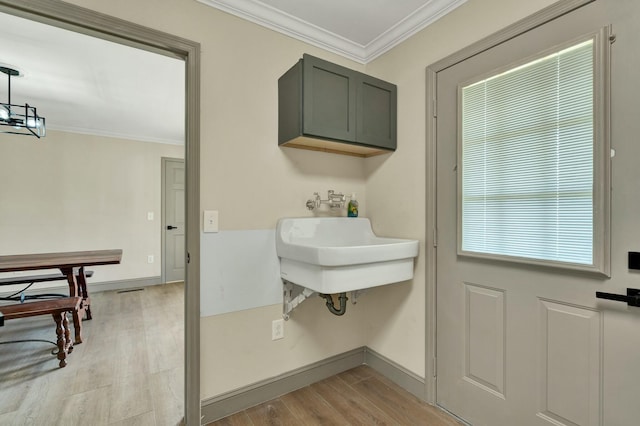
xmin=167 ymin=225 xmax=177 ymax=230
xmin=596 ymin=288 xmax=640 ymax=307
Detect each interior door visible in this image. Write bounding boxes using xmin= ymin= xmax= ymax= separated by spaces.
xmin=435 ymin=1 xmax=640 ymax=425
xmin=163 ymin=158 xmax=185 ymax=283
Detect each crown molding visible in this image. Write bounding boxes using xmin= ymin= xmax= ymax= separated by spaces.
xmin=365 ymin=0 xmax=467 ymax=62
xmin=47 ymin=124 xmax=184 ymax=145
xmin=197 ymin=0 xmax=466 ymax=64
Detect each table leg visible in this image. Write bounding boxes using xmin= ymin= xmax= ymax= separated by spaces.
xmin=61 ymin=267 xmax=85 ymax=344
xmin=63 ymin=311 xmax=74 ymax=355
xmin=60 ymin=267 xmax=79 ymax=297
xmin=76 ymin=266 xmax=92 ymax=320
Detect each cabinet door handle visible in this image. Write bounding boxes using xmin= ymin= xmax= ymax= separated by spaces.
xmin=596 ymin=288 xmax=640 ymax=307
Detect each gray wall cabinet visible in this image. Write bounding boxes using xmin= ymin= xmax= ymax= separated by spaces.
xmin=278 ymin=54 xmax=397 ymax=157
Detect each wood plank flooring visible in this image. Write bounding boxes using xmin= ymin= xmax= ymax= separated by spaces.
xmin=0 ymin=282 xmax=184 ymax=425
xmin=208 ymin=365 xmax=462 ymax=426
xmin=1 ymin=282 xmax=461 ymax=425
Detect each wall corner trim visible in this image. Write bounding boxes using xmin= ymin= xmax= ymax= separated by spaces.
xmin=364 ymin=346 xmax=427 ymax=400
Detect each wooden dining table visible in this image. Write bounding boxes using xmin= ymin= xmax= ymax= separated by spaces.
xmin=0 ymin=249 xmax=122 ymax=342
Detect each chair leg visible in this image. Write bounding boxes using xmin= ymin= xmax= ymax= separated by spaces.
xmin=52 ymin=312 xmax=67 ymax=368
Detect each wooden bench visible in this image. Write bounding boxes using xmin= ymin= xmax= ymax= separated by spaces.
xmin=0 ymin=297 xmax=82 ymax=368
xmin=0 ymin=270 xmax=93 ymax=342
xmin=0 ymin=269 xmax=94 ymax=292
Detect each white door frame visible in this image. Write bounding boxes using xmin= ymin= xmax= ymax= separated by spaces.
xmin=424 ymin=0 xmax=595 ymax=404
xmin=0 ymin=1 xmax=201 ymax=424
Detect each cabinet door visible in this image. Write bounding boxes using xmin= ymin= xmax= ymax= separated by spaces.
xmin=356 ymin=75 xmax=397 ymax=150
xmin=302 ymin=54 xmax=357 ymax=142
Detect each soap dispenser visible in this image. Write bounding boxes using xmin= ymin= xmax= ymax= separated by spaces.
xmin=348 ymin=193 xmax=359 ymax=217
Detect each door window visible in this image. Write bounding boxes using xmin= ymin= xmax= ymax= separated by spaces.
xmin=458 ymin=32 xmax=610 ymax=274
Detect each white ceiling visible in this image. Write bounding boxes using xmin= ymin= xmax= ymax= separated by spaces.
xmin=0 ymin=1 xmax=465 ymax=143
xmin=198 ymin=0 xmax=467 ymax=63
xmin=0 ymin=12 xmax=185 ymax=145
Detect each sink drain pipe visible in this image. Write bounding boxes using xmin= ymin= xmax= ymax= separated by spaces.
xmin=319 ymin=292 xmax=348 ymax=316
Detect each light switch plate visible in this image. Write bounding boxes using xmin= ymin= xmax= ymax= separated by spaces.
xmin=204 ymin=210 xmax=219 ymax=233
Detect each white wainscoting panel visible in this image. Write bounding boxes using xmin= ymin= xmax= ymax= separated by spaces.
xmin=200 ymin=229 xmax=282 ymax=317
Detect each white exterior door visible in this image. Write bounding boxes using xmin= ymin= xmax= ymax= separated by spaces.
xmin=163 ymin=158 xmax=185 ymax=283
xmin=435 ymin=1 xmax=640 ymax=425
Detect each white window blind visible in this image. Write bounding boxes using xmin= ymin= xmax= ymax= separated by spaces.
xmin=460 ymin=40 xmax=594 ymax=265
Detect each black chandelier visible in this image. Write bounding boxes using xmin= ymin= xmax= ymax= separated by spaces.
xmin=0 ymin=65 xmax=46 ymax=138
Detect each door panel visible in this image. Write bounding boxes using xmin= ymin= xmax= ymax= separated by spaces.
xmin=302 ymin=54 xmax=357 ymax=142
xmin=356 ymin=76 xmax=397 ymax=150
xmin=538 ymin=300 xmax=601 ymax=426
xmin=164 ymin=158 xmax=185 ymax=282
xmin=464 ymin=283 xmax=505 ymax=399
xmin=435 ymin=1 xmax=640 ymax=425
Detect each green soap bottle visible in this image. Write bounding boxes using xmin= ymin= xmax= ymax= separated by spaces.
xmin=348 ymin=193 xmax=359 ymax=217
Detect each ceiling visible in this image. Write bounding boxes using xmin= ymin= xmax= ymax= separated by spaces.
xmin=198 ymin=0 xmax=467 ymax=63
xmin=0 ymin=12 xmax=185 ymax=145
xmin=0 ymin=1 xmax=465 ymax=144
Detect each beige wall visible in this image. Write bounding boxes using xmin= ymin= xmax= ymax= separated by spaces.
xmin=362 ymin=0 xmax=558 ymax=377
xmin=0 ymin=130 xmax=183 ymax=285
xmin=64 ymin=0 xmax=558 ymax=400
xmin=65 ymin=0 xmax=370 ymax=399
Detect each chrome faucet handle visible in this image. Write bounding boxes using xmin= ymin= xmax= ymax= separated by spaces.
xmin=306 ymin=191 xmax=347 ymax=210
xmin=327 ymin=190 xmax=345 ymax=203
xmin=306 ymin=192 xmax=322 ymax=210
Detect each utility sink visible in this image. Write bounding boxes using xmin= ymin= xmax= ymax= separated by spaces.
xmin=276 ymin=217 xmax=419 ymax=294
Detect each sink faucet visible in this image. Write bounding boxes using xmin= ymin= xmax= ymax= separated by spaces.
xmin=327 ymin=190 xmax=346 ymax=209
xmin=306 ymin=190 xmax=346 ymax=210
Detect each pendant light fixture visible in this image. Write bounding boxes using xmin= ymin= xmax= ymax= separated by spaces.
xmin=0 ymin=65 xmax=46 ymax=138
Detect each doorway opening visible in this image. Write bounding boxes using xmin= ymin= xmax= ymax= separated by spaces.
xmin=0 ymin=0 xmax=201 ymax=423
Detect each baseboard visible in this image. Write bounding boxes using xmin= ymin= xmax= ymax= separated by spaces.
xmin=89 ymin=276 xmax=162 ymax=293
xmin=200 ymin=347 xmax=366 ymax=424
xmin=200 ymin=346 xmax=427 ymax=424
xmin=0 ymin=276 xmax=162 ymax=298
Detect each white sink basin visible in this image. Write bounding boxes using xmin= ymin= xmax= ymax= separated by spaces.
xmin=276 ymin=217 xmax=419 ymax=293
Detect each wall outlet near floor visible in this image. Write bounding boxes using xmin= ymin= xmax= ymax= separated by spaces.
xmin=272 ymin=319 xmax=284 ymax=340
xmin=147 ymin=255 xmax=154 ymax=264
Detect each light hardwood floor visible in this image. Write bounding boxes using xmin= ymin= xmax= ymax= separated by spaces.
xmin=1 ymin=283 xmax=461 ymax=425
xmin=208 ymin=365 xmax=462 ymax=426
xmin=0 ymin=282 xmax=184 ymax=425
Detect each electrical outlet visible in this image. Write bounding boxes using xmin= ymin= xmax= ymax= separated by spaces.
xmin=147 ymin=255 xmax=154 ymax=264
xmin=272 ymin=319 xmax=284 ymax=340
